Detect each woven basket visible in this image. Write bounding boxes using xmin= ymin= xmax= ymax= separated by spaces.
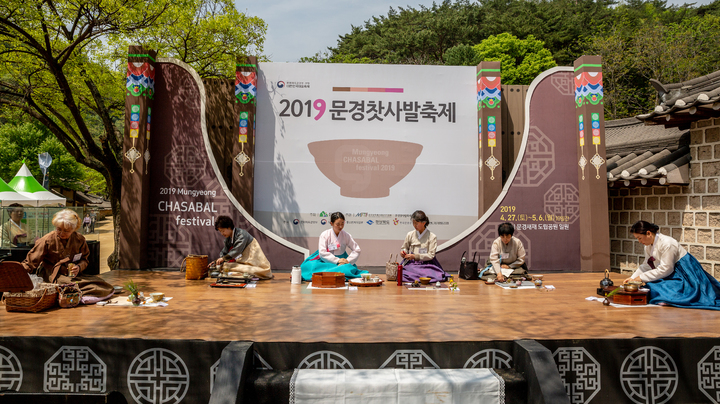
xmin=385 ymin=254 xmax=398 ymax=281
xmin=4 ymin=284 xmax=58 ymax=313
xmin=0 ymin=261 xmax=34 ymax=292
xmin=181 ymin=255 xmax=208 ymax=280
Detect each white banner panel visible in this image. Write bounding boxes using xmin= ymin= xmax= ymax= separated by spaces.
xmin=254 ymin=63 xmax=478 ymax=241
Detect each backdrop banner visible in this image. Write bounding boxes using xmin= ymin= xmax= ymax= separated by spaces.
xmin=254 ymin=63 xmax=478 ymax=245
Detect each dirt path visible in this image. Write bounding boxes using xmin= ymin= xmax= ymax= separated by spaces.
xmin=85 ymin=217 xmax=114 ymax=274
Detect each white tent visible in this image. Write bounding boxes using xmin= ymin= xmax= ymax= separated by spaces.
xmin=8 ymin=164 xmax=66 ymax=207
xmin=0 ymin=177 xmax=34 ymax=207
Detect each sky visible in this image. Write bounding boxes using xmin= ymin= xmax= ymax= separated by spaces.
xmin=238 ymin=0 xmax=716 ymax=63
xmin=238 ymin=0 xmax=457 ymax=63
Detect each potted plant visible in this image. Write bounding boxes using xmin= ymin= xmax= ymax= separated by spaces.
xmin=124 ymin=280 xmax=142 ymax=306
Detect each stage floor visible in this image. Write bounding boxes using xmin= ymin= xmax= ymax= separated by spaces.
xmin=2 ymin=271 xmax=719 ymax=342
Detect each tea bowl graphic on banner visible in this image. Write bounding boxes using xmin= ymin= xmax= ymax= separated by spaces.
xmin=308 ymin=139 xmax=423 ymax=198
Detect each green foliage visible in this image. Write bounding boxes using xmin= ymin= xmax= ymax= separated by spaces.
xmin=586 ymin=10 xmax=720 ymax=119
xmin=0 ymin=123 xmax=91 ymax=191
xmin=314 ymin=0 xmax=720 ymax=118
xmin=443 ymin=44 xmax=480 ymax=66
xmin=124 ymin=279 xmax=140 ymax=296
xmin=0 ymin=0 xmax=267 ymax=268
xmin=0 ymin=0 xmax=267 ymax=190
xmin=323 ymin=0 xmax=614 ymax=66
xmin=299 ymin=51 xmax=379 ymax=64
xmin=330 ymin=0 xmax=483 ymax=65
xmin=477 ymin=0 xmax=616 ymax=65
xmin=108 ymin=0 xmax=267 ymax=78
xmin=471 ymin=33 xmax=557 ymax=85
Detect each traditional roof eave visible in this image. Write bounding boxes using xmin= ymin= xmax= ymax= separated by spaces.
xmin=636 ymin=71 xmax=720 ymax=128
xmin=605 ymin=117 xmax=690 ymax=187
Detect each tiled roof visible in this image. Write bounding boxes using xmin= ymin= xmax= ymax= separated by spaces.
xmin=636 ymin=70 xmax=720 ymax=128
xmin=75 ymin=191 xmax=110 ymax=207
xmin=605 ymin=118 xmax=690 ymax=186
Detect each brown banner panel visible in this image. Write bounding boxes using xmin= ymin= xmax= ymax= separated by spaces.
xmin=477 ymin=61 xmax=503 ymax=216
xmin=439 ymin=68 xmax=581 ymax=273
xmin=142 ymin=62 xmax=304 ymax=269
xmin=501 ymin=85 xmax=528 ymax=179
xmin=119 ymin=46 xmax=156 ymax=269
xmin=574 ymin=55 xmax=610 ymax=272
xmin=232 ymin=56 xmax=257 ymax=215
xmin=203 ymin=78 xmax=235 ymax=186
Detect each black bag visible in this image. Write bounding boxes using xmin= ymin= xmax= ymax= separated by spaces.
xmin=459 ymin=251 xmax=479 ymax=280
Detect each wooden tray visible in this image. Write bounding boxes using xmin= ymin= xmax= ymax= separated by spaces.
xmin=349 ymin=278 xmax=383 ymax=287
xmin=603 ymin=286 xmax=648 ymax=305
xmin=311 ymin=272 xmax=345 ymax=288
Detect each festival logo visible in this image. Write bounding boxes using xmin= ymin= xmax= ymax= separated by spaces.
xmin=393 ymin=218 xmax=399 ymax=225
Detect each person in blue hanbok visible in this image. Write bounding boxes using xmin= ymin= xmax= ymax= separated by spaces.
xmin=300 ymin=212 xmax=367 ymax=281
xmin=626 ymin=220 xmax=720 ymax=310
xmin=399 ymin=210 xmax=448 ymax=283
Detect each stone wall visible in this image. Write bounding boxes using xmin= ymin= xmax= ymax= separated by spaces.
xmin=608 ymin=117 xmax=720 ymax=280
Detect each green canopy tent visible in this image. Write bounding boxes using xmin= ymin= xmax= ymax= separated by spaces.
xmin=0 ymin=177 xmax=33 ymax=207
xmin=8 ymin=164 xmax=65 ymax=207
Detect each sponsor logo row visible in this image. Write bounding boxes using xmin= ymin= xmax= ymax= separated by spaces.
xmin=290 ymin=218 xmax=451 ymax=226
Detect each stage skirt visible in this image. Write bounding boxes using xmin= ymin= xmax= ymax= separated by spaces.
xmin=222 ymin=239 xmax=273 ymax=280
xmin=647 ymin=253 xmax=720 ymax=310
xmin=300 ymin=251 xmax=368 ymax=281
xmin=402 ymin=257 xmax=448 ymax=283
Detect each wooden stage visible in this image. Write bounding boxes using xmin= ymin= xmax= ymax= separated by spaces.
xmin=3 ymin=270 xmax=719 ymax=343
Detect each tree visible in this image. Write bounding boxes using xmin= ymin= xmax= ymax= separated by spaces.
xmin=586 ymin=10 xmax=720 ymax=119
xmin=329 ymin=0 xmax=483 ymax=65
xmin=442 ymin=44 xmax=480 ymax=66
xmin=0 ymin=122 xmax=86 ymax=190
xmin=323 ymin=0 xmax=616 ymax=66
xmin=0 ymin=0 xmax=266 ymax=268
xmin=299 ymin=50 xmax=378 ymax=64
xmin=109 ymin=0 xmax=266 ymax=77
xmin=476 ymin=0 xmax=616 ymax=65
xmin=470 ymin=33 xmax=557 ymax=85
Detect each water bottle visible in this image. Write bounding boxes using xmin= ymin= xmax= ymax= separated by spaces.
xmin=397 ymin=263 xmax=403 ymax=286
xmin=291 ymin=265 xmax=302 ymax=284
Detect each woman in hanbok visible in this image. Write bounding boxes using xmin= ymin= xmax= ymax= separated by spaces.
xmin=480 ymin=222 xmax=528 ymax=282
xmin=210 ymin=216 xmax=272 ymax=279
xmin=400 ymin=210 xmax=448 ymax=283
xmin=626 ymin=220 xmax=720 ymax=310
xmin=22 ymin=209 xmax=113 ymax=304
xmin=300 ymin=212 xmax=366 ymax=281
xmin=2 ymin=203 xmax=31 ymax=247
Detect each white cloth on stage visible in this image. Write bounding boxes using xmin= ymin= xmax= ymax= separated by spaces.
xmin=290 ymin=368 xmax=504 ymax=404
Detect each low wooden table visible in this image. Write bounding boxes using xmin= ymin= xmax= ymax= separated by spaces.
xmin=600 ymin=286 xmax=649 ymax=305
xmin=311 ymin=272 xmax=345 ymax=288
